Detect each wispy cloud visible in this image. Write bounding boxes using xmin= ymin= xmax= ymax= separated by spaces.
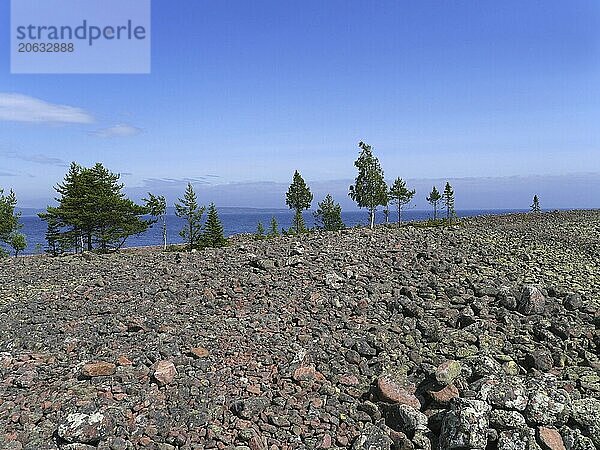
xmin=89 ymin=124 xmax=143 ymax=138
xmin=0 ymin=170 xmax=16 ymax=177
xmin=5 ymin=151 xmax=67 ymax=167
xmin=0 ymin=93 xmax=94 ymax=124
xmin=141 ymin=177 xmax=213 ymax=187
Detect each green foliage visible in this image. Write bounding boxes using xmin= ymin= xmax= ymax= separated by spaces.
xmin=314 ymin=194 xmax=345 ymax=231
xmin=255 ymin=221 xmax=265 ymax=239
xmin=267 ymin=216 xmax=279 ymax=238
xmin=9 ymin=232 xmax=26 ymax=257
xmin=39 ymin=163 xmax=148 ymax=254
xmin=42 ymin=213 xmax=62 ymax=256
xmin=286 ymin=170 xmax=313 ymax=234
xmin=202 ymin=203 xmax=227 ymax=248
xmin=0 ymin=187 xmax=21 ymax=253
xmin=442 ymin=182 xmax=456 ymax=223
xmin=175 ymin=183 xmax=205 ymax=251
xmin=389 ymin=177 xmax=415 ymax=226
xmin=144 ymin=193 xmax=168 ymax=250
xmin=292 ymin=210 xmax=307 ymax=234
xmin=426 ymin=186 xmax=442 ymax=220
xmin=348 ymin=141 xmax=388 ymax=229
xmin=531 ymin=195 xmax=541 ymax=213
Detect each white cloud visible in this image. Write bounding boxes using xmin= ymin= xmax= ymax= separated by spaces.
xmin=5 ymin=151 xmax=66 ymax=167
xmin=90 ymin=124 xmax=143 ymax=138
xmin=0 ymin=93 xmax=93 ymax=124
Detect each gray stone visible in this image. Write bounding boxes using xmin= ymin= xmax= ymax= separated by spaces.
xmin=439 ymin=398 xmax=490 ymax=449
xmin=384 ymin=404 xmax=428 ymax=434
xmin=518 ymin=286 xmax=546 ymax=315
xmin=489 ymin=410 xmax=527 ymax=430
xmin=570 ymin=398 xmax=600 ymax=447
xmin=480 ymin=378 xmax=529 ymax=411
xmin=525 ymin=389 xmax=570 ymax=426
xmin=57 ymin=412 xmax=110 ymax=444
xmin=351 ymin=423 xmax=393 ymax=450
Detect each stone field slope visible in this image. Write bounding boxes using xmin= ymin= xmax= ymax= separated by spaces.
xmin=0 ymin=210 xmax=598 ymax=450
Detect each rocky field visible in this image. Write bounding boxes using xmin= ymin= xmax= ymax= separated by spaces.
xmin=0 ymin=210 xmax=599 ymax=450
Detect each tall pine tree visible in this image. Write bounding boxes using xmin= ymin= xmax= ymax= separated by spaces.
xmin=144 ymin=193 xmax=168 ymax=250
xmin=175 ymin=183 xmax=205 ymax=251
xmin=442 ymin=182 xmax=455 ymax=223
xmin=40 ymin=163 xmax=149 ymax=253
xmin=0 ymin=187 xmax=21 ymax=255
xmin=388 ymin=177 xmax=416 ymax=227
xmin=348 ymin=141 xmax=388 ymax=229
xmin=426 ymin=186 xmax=441 ymax=221
xmin=285 ymin=170 xmax=313 ymax=234
xmin=530 ymin=195 xmax=541 ymax=213
xmin=202 ymin=203 xmax=227 ymax=248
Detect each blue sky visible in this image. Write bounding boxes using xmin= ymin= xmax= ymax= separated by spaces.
xmin=1 ymin=0 xmax=599 ymax=209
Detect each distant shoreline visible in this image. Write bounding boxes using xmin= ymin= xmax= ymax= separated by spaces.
xmin=10 ymin=208 xmax=598 ymax=257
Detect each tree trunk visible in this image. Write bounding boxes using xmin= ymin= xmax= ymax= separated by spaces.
xmin=369 ymin=209 xmax=375 ymax=229
xmin=397 ymin=207 xmax=402 ymax=228
xmin=162 ymin=216 xmax=167 ymax=250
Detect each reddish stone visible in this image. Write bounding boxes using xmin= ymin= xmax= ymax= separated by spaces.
xmin=320 ymin=433 xmax=332 ymax=448
xmin=537 ymin=427 xmax=566 ymax=450
xmin=153 ymin=360 xmax=176 ymax=386
xmin=376 ymin=376 xmax=421 ymax=408
xmin=293 ymin=366 xmax=316 ymax=381
xmin=117 ymin=355 xmax=133 ymax=366
xmin=428 ymin=383 xmax=459 ymax=404
xmin=249 ymin=435 xmax=267 ymax=450
xmin=340 ymin=375 xmax=359 ymax=386
xmin=246 ymin=384 xmax=261 ymax=395
xmin=81 ymin=361 xmax=116 ymax=377
xmin=189 ymin=347 xmax=209 ymax=358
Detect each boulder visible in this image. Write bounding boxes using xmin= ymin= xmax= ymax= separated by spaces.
xmin=57 ymin=412 xmax=109 ymax=444
xmin=351 ymin=423 xmax=392 ymax=450
xmin=518 ymin=286 xmax=546 ymax=315
xmin=439 ymin=398 xmax=490 ymax=449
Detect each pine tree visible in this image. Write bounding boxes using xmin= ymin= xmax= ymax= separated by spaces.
xmin=285 ymin=170 xmax=313 ymax=234
xmin=530 ymin=195 xmax=541 ymax=213
xmin=39 ymin=163 xmax=148 ymax=253
xmin=202 ymin=203 xmax=227 ymax=248
xmin=427 ymin=186 xmax=442 ymax=220
xmin=267 ymin=216 xmax=279 ymax=238
xmin=9 ymin=232 xmax=26 ymax=257
xmin=442 ymin=182 xmax=455 ymax=223
xmin=42 ymin=213 xmax=62 ymax=256
xmin=348 ymin=141 xmax=388 ymax=229
xmin=314 ymin=194 xmax=345 ymax=231
xmin=255 ymin=221 xmax=265 ymax=239
xmin=388 ymin=177 xmax=416 ymax=227
xmin=175 ymin=183 xmax=205 ymax=251
xmin=144 ymin=193 xmax=168 ymax=250
xmin=0 ymin=187 xmax=21 ymax=254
